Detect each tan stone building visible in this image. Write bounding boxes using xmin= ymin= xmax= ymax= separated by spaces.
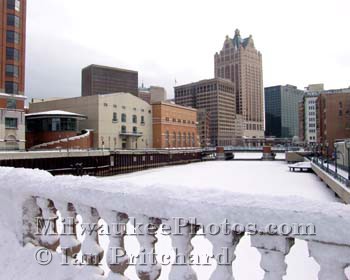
xmin=175 ymin=78 xmax=239 ymax=146
xmin=152 ymin=102 xmax=199 ymax=148
xmin=214 ymin=29 xmax=264 ymax=139
xmin=29 ymin=93 xmax=152 ymax=150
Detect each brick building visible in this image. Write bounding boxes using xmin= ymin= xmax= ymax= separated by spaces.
xmin=317 ymin=91 xmax=350 ymax=153
xmin=175 ymin=78 xmax=240 ymax=146
xmin=152 ymin=102 xmax=199 ymax=149
xmin=197 ymin=109 xmax=211 ymax=147
xmin=214 ymin=29 xmax=264 ymax=138
xmin=0 ymin=0 xmax=26 ymax=150
xmin=82 ymin=64 xmax=138 ymax=97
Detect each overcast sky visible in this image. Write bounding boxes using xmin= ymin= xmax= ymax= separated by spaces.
xmin=25 ymin=0 xmax=350 ymax=101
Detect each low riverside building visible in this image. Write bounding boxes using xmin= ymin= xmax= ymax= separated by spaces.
xmin=25 ymin=110 xmax=92 ymax=150
xmin=29 ymin=93 xmax=152 ymax=150
xmin=152 ymin=101 xmax=199 ymax=148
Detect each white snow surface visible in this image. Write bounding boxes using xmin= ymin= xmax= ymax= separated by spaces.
xmin=0 ymin=161 xmax=349 ymax=279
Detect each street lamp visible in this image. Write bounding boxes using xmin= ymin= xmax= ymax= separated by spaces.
xmin=345 ymin=140 xmax=350 ymax=180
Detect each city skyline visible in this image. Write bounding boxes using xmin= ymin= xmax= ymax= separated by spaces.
xmin=25 ymin=0 xmax=350 ymax=101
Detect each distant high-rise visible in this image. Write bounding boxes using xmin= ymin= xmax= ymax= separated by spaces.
xmin=175 ymin=78 xmax=239 ymax=146
xmin=264 ymin=85 xmax=305 ymax=138
xmin=214 ymin=29 xmax=264 ymax=138
xmin=82 ymin=64 xmax=138 ymax=96
xmin=0 ymin=0 xmax=27 ymax=150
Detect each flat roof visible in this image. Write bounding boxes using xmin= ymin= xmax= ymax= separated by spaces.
xmin=83 ymin=64 xmax=138 ymax=74
xmin=151 ymin=101 xmax=197 ymax=112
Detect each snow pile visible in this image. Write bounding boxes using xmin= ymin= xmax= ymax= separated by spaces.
xmin=0 ymin=163 xmax=349 ymax=279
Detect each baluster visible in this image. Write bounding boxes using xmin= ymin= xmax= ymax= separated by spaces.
xmin=251 ymin=234 xmax=294 ymax=280
xmin=135 ymin=215 xmax=162 ymax=280
xmin=55 ymin=201 xmax=81 ymax=258
xmin=36 ymin=197 xmax=60 ymax=250
xmin=167 ymin=219 xmax=198 ymax=280
xmin=308 ymin=240 xmax=350 ymax=280
xmin=206 ymin=230 xmax=243 ymax=280
xmin=99 ymin=209 xmax=129 ymax=279
xmin=22 ymin=197 xmax=41 ymax=246
xmin=76 ymin=205 xmax=104 ymax=272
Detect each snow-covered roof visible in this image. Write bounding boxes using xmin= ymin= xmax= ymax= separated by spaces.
xmin=25 ymin=110 xmax=87 ymax=119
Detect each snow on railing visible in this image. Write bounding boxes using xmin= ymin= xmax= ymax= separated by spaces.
xmin=30 ymin=129 xmax=92 ymax=150
xmin=2 ymin=167 xmax=350 ymax=280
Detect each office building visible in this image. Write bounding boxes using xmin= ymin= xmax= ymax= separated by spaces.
xmin=265 ymin=85 xmax=305 ymax=138
xmin=0 ymin=0 xmax=27 ymax=150
xmin=214 ymin=29 xmax=264 ymax=138
xmin=175 ymin=78 xmax=240 ymax=146
xmin=82 ymin=64 xmax=138 ymax=97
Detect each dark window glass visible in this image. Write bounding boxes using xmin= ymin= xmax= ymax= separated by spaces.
xmin=6 ymin=64 xmax=19 ymax=77
xmin=6 ymin=47 xmax=20 ymax=61
xmin=5 ymin=118 xmax=18 ymax=129
xmin=121 ymin=126 xmax=126 ymax=133
xmin=7 ymin=99 xmax=16 ymax=109
xmin=6 ymin=30 xmax=19 ymax=44
xmin=133 ymin=126 xmax=137 ymax=133
xmin=7 ymin=0 xmax=20 ymax=11
xmin=132 ymin=115 xmax=137 ymax=123
xmin=5 ymin=81 xmax=18 ymax=94
xmin=112 ymin=112 xmax=118 ymax=122
xmin=121 ymin=113 xmax=126 ymax=122
xmin=7 ymin=14 xmax=20 ymax=27
xmin=141 ymin=115 xmax=145 ymax=124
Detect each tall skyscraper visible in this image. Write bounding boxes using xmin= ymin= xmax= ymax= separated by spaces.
xmin=82 ymin=64 xmax=138 ymax=97
xmin=0 ymin=0 xmax=27 ymax=150
xmin=214 ymin=29 xmax=264 ymax=138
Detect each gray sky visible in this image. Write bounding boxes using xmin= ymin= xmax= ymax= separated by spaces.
xmin=26 ymin=0 xmax=350 ymax=101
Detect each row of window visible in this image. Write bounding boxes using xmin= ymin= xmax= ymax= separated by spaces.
xmin=164 ymin=117 xmax=195 ymax=125
xmin=121 ymin=126 xmax=138 ymax=134
xmin=6 ymin=64 xmax=19 ymax=77
xmin=103 ymin=103 xmax=151 ymax=113
xmin=7 ymin=47 xmax=20 ymax=61
xmin=164 ymin=131 xmax=196 ymax=146
xmin=113 ymin=113 xmax=145 ymax=124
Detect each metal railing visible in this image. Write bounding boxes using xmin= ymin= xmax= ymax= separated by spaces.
xmin=312 ymin=157 xmax=350 ymax=188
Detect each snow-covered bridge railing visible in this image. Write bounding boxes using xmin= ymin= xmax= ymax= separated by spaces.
xmin=2 ymin=167 xmax=350 ymax=279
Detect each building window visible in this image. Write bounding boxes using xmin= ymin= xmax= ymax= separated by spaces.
xmin=173 ymin=132 xmax=176 ymax=146
xmin=5 ymin=81 xmax=18 ymax=94
xmin=7 ymin=99 xmax=16 ymax=109
xmin=121 ymin=113 xmax=126 ymax=122
xmin=178 ymin=132 xmax=181 ymax=146
xmin=7 ymin=14 xmax=20 ymax=27
xmin=132 ymin=115 xmax=137 ymax=123
xmin=121 ymin=125 xmax=126 ymax=133
xmin=112 ymin=112 xmax=118 ymax=122
xmin=183 ymin=132 xmax=186 ymax=145
xmin=165 ymin=131 xmax=170 ymax=147
xmin=6 ymin=47 xmax=19 ymax=61
xmin=192 ymin=133 xmax=195 ymax=146
xmin=133 ymin=126 xmax=137 ymax=134
xmin=7 ymin=0 xmax=20 ymax=11
xmin=103 ymin=103 xmax=108 ymax=107
xmin=6 ymin=65 xmax=19 ymax=78
xmin=6 ymin=30 xmax=19 ymax=44
xmin=5 ymin=117 xmax=18 ymax=129
xmin=141 ymin=115 xmax=145 ymax=124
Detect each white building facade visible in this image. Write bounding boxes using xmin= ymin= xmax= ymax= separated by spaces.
xmin=304 ymin=95 xmax=318 ymax=145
